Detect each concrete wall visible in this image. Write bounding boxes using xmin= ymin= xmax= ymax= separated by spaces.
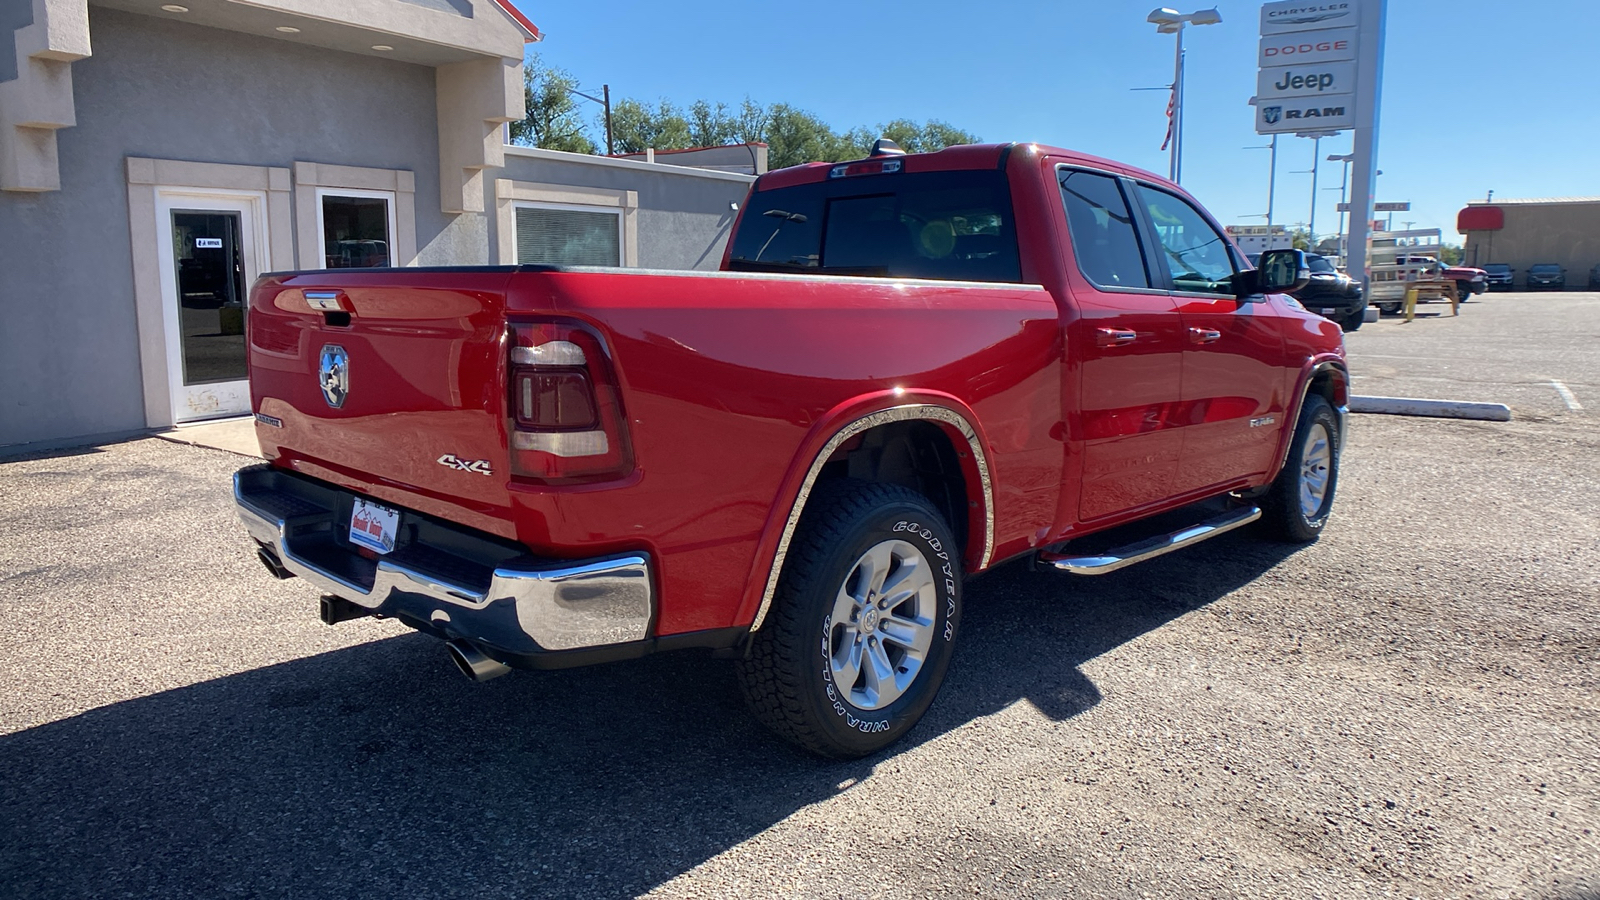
xmin=494 ymin=147 xmax=751 ymax=271
xmin=0 ymin=7 xmax=483 ymax=449
xmin=1462 ymin=201 xmax=1600 ymax=288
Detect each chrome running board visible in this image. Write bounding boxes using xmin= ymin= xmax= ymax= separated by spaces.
xmin=1037 ymin=506 xmax=1262 ymax=576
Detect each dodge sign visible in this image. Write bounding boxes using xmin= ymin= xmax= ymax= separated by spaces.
xmin=1259 ymin=28 xmax=1357 ymax=67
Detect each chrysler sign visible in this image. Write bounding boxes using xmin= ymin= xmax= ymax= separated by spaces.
xmin=1260 ymin=1 xmax=1357 ymax=35
xmin=1259 ymin=28 xmax=1357 ymax=67
xmin=1257 ymin=61 xmax=1356 ymax=100
xmin=1256 ymin=95 xmax=1356 ymax=133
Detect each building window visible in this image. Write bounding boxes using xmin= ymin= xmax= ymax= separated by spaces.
xmin=318 ymin=189 xmax=396 ymax=268
xmin=514 ymin=202 xmax=623 ymax=267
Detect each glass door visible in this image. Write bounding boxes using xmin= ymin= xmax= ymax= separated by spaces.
xmin=155 ymin=190 xmax=265 ymax=423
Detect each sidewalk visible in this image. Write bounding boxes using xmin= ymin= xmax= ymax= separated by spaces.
xmin=155 ymin=416 xmax=263 ymax=459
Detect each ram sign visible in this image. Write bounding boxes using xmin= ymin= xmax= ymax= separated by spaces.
xmin=1256 ymin=95 xmax=1356 ymax=133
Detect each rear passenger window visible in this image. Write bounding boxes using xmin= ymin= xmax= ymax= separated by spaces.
xmin=1059 ymin=170 xmax=1150 ymax=289
xmin=1135 ymin=185 xmax=1238 ymax=295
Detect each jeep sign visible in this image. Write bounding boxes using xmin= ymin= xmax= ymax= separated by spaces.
xmin=1259 ymin=28 xmax=1357 ymax=67
xmin=1256 ymin=95 xmax=1356 ymax=133
xmin=1259 ymin=1 xmax=1357 ymax=35
xmin=1256 ymin=61 xmax=1356 ymax=100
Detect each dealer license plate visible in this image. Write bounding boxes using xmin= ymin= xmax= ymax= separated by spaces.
xmin=349 ymin=498 xmax=399 ymax=554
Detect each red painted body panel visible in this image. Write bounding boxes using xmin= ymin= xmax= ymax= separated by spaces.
xmin=247 ymin=141 xmax=1346 ymax=640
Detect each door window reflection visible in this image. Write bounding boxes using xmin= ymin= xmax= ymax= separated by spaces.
xmin=321 ymin=194 xmax=392 ymax=268
xmin=171 ymin=211 xmax=247 ymax=385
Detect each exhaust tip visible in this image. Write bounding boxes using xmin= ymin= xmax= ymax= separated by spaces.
xmin=446 ymin=640 xmax=512 ymax=682
xmin=257 ymin=546 xmax=294 ymax=580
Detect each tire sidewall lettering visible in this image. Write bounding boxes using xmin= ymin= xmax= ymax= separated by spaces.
xmin=817 ymin=516 xmax=962 ymax=732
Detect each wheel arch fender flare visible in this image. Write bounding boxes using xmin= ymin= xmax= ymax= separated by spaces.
xmin=737 ymin=390 xmax=995 ymax=634
xmin=1271 ymin=357 xmax=1349 ymax=480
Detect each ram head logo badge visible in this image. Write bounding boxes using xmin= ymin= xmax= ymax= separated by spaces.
xmin=318 ymin=344 xmax=349 ymax=409
xmin=1263 ymin=106 xmax=1283 ymax=125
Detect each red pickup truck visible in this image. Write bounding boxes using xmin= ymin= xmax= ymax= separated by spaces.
xmin=235 ymin=142 xmax=1347 ymax=758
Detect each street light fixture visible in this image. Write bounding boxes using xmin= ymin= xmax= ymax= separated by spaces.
xmin=1146 ymin=7 xmax=1222 ymax=184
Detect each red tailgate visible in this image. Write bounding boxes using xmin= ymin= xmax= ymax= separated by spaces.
xmin=247 ymin=270 xmax=517 ymax=537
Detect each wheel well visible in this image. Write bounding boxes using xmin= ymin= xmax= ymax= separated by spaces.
xmin=813 ymin=420 xmax=972 ymax=556
xmin=1309 ymin=364 xmax=1348 ymax=408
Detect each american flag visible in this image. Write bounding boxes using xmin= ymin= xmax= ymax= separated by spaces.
xmin=1160 ymin=83 xmax=1176 ymax=151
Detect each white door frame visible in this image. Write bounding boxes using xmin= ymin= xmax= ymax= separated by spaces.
xmin=153 ymin=187 xmax=268 ymax=423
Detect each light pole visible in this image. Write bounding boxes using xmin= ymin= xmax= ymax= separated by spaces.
xmin=567 ymin=84 xmax=614 ymax=156
xmin=1327 ymin=152 xmax=1354 ymax=257
xmin=1243 ymin=137 xmax=1279 ymax=236
xmin=1146 ymin=7 xmax=1222 ymax=184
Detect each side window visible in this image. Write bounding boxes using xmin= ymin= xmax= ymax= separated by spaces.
xmin=1135 ymin=185 xmax=1238 ymax=295
xmin=1058 ymin=169 xmax=1150 ymax=289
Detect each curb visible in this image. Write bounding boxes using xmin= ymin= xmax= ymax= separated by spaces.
xmin=1349 ymin=396 xmax=1512 ymax=422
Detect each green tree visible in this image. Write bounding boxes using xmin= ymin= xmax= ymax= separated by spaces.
xmin=609 ymin=99 xmax=694 ymax=154
xmin=1440 ymin=243 xmax=1464 ymax=265
xmin=509 ymin=53 xmax=598 ymax=154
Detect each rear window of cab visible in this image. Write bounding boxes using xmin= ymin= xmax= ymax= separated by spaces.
xmin=727 ymin=169 xmax=1023 ymax=283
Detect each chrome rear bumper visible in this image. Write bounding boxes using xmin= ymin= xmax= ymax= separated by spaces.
xmin=234 ymin=465 xmax=654 ymax=660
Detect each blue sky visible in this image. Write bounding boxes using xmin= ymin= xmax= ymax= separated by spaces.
xmin=510 ymin=0 xmax=1587 ymax=240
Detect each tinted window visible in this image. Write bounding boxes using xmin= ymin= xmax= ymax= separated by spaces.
xmin=1058 ymin=169 xmax=1150 ymax=289
xmin=1135 ymin=185 xmax=1238 ymax=295
xmin=1530 ymin=264 xmax=1562 ymax=274
xmin=1484 ymin=264 xmax=1511 ymax=274
xmin=727 ymin=169 xmax=1021 ymax=283
xmin=321 ymin=195 xmax=391 ymax=268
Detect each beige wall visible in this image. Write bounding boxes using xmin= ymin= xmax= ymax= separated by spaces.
xmin=1462 ymin=202 xmax=1600 ymax=287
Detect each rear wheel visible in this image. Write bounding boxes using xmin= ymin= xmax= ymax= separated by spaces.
xmin=1262 ymin=394 xmax=1340 ymax=543
xmin=736 ymin=481 xmax=961 ymax=758
xmin=1377 ymin=302 xmax=1402 ymax=316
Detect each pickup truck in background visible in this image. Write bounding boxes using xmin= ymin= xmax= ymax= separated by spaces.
xmin=235 ymin=141 xmax=1347 ymax=758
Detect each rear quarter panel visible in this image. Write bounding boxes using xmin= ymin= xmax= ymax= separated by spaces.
xmin=514 ymin=269 xmax=1062 ymax=633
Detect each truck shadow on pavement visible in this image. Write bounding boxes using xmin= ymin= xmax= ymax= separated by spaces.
xmin=0 ymin=534 xmax=1298 ymax=899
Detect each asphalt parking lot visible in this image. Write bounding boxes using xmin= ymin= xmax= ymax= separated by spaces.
xmin=2 ymin=293 xmax=1596 ymax=900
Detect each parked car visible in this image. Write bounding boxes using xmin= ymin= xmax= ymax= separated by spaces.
xmin=1527 ymin=264 xmax=1567 ymax=291
xmin=234 ymin=141 xmax=1346 ymax=759
xmin=1588 ymin=264 xmax=1600 ymax=291
xmin=1483 ymin=263 xmax=1515 ymax=291
xmin=1290 ymin=253 xmax=1367 ymax=331
xmin=1394 ymin=255 xmax=1487 ymax=301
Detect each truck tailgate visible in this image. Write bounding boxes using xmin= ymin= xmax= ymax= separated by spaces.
xmin=248 ymin=270 xmax=515 ymax=536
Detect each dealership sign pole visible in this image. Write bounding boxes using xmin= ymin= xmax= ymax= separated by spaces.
xmin=1254 ymin=0 xmax=1385 ymax=278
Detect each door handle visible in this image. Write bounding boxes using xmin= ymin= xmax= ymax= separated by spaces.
xmin=1096 ymin=327 xmax=1138 ymax=348
xmin=1189 ymin=327 xmax=1222 ymax=344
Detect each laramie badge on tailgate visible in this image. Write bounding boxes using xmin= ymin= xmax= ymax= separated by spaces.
xmin=319 ymin=345 xmax=348 ymax=408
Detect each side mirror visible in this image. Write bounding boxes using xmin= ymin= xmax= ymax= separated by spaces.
xmin=1247 ymin=248 xmax=1310 ymax=296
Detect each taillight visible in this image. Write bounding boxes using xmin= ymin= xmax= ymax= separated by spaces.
xmin=507 ymin=320 xmax=634 ymax=483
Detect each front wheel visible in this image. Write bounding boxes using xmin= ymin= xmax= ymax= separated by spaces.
xmin=1340 ymin=308 xmax=1365 ymax=332
xmin=736 ymin=481 xmax=962 ymax=758
xmin=1261 ymin=394 xmax=1340 ymax=543
xmin=1456 ymin=281 xmax=1474 ymax=303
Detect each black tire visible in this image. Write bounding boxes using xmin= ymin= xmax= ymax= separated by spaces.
xmin=735 ymin=481 xmax=962 ymax=759
xmin=1456 ymin=281 xmax=1473 ymax=303
xmin=1340 ymin=308 xmax=1364 ymax=332
xmin=1261 ymin=394 xmax=1340 ymax=543
xmin=1377 ymin=302 xmax=1402 ymax=316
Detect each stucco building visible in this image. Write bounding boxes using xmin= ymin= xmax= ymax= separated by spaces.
xmin=1 ymin=0 xmax=754 ymax=451
xmin=1457 ymin=197 xmax=1600 ymax=289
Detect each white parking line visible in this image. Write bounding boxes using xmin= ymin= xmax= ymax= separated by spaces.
xmin=1549 ymin=380 xmax=1584 ymax=411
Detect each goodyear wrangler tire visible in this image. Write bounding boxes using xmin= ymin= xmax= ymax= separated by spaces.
xmin=735 ymin=481 xmax=962 ymax=759
xmin=1262 ymin=393 xmax=1340 ymax=543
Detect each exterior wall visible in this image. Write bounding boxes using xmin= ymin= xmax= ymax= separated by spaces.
xmin=494 ymin=147 xmax=752 ymax=271
xmin=0 ymin=8 xmax=485 ymax=449
xmin=1461 ymin=201 xmax=1600 ymax=288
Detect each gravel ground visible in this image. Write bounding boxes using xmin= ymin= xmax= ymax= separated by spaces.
xmin=1 ymin=293 xmax=1596 ymax=899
